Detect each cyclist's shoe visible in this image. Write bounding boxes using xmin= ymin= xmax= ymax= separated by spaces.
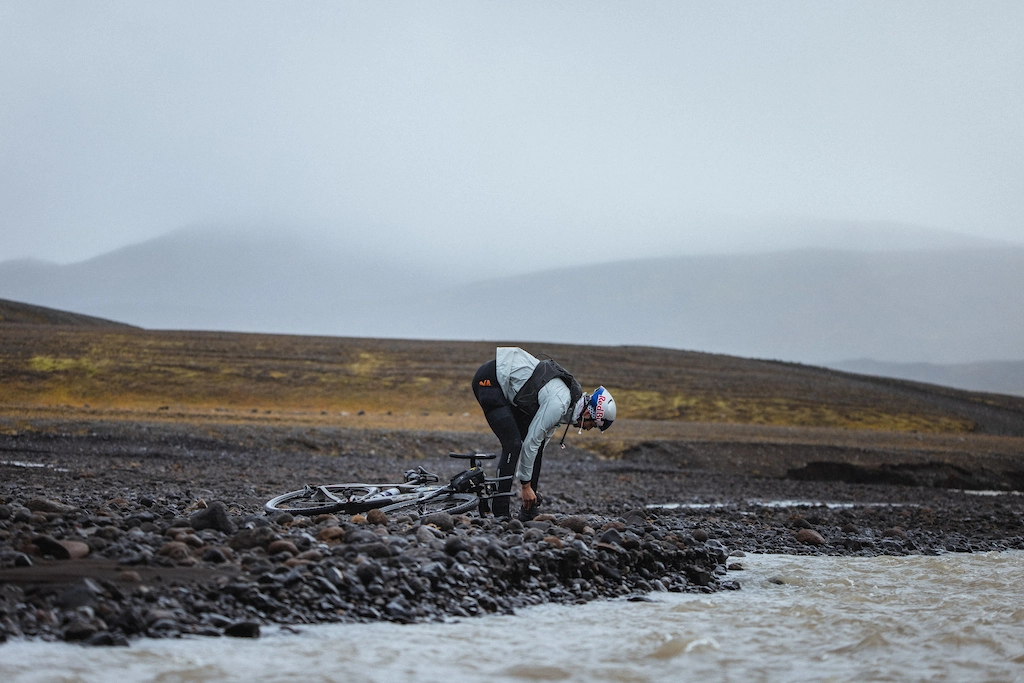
xmin=517 ymin=494 xmax=543 ymax=523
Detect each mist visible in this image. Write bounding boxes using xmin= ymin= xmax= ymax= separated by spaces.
xmin=2 ymin=2 xmax=1023 ymax=272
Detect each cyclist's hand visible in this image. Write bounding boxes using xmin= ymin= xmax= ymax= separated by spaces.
xmin=520 ymin=482 xmax=537 ymax=509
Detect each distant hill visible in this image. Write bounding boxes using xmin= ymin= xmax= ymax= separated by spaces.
xmin=1 ymin=228 xmax=1022 ymax=368
xmin=392 ymin=248 xmax=1024 ymax=366
xmin=0 ymin=298 xmax=136 ymax=328
xmin=832 ymin=359 xmax=1024 ymax=397
xmin=0 ymin=229 xmax=443 ymax=334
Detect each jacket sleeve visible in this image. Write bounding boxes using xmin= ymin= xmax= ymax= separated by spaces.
xmin=515 ymin=381 xmax=570 ymax=482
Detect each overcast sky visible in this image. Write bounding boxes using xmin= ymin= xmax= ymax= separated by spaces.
xmin=2 ymin=1 xmax=1023 ymax=269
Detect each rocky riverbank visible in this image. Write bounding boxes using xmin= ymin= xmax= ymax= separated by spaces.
xmin=1 ymin=420 xmax=1023 ymax=645
xmin=0 ymin=498 xmax=729 ymax=645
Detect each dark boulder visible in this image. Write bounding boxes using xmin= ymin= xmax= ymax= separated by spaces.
xmin=190 ymin=501 xmax=236 ymax=534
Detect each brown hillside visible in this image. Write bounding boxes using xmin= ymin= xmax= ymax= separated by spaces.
xmin=3 ymin=325 xmax=1024 ymax=486
xmin=2 ymin=325 xmax=1023 ymax=436
xmin=0 ymin=298 xmax=136 ymax=328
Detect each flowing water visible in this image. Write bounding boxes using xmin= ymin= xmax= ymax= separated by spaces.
xmin=3 ymin=552 xmax=1024 ymax=682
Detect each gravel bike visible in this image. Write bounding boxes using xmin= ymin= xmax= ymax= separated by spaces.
xmin=264 ymin=452 xmax=510 ymax=517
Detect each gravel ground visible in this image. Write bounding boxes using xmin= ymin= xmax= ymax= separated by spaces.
xmin=1 ymin=420 xmax=1022 ymax=645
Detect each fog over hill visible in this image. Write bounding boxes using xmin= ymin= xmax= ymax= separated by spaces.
xmin=1 ymin=226 xmax=1022 ymax=371
xmin=831 ymin=359 xmax=1024 ymax=398
xmin=392 ymin=248 xmax=1024 ymax=366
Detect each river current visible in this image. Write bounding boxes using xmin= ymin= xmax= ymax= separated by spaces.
xmin=3 ymin=551 xmax=1023 ymax=682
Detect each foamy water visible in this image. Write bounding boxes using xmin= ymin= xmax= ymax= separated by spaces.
xmin=3 ymin=552 xmax=1024 ymax=682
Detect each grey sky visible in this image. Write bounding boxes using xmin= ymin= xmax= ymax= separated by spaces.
xmin=2 ymin=1 xmax=1023 ymax=269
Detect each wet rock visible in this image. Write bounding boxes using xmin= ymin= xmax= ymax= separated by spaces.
xmin=202 ymin=547 xmax=230 ymax=564
xmin=86 ymin=536 xmax=110 ymax=553
xmin=557 ymin=515 xmax=587 ymax=533
xmin=63 ymin=541 xmax=91 ymax=559
xmin=705 ymin=539 xmax=729 ymax=564
xmin=692 ymin=529 xmax=709 ymax=542
xmin=25 ymin=498 xmax=77 ymax=515
xmin=113 ymin=607 xmax=147 ymax=635
xmin=190 ymin=501 xmax=236 ymax=534
xmin=419 ymin=561 xmax=447 ymax=586
xmin=596 ymin=562 xmax=621 ymax=581
xmin=385 ymin=597 xmax=414 ymax=623
xmin=85 ymin=631 xmax=129 ymax=647
xmin=224 ymin=621 xmax=261 ymax=638
xmin=158 ymin=541 xmax=193 ymax=562
xmin=684 ymin=565 xmax=712 ymax=586
xmin=620 ymin=532 xmax=641 ymax=551
xmin=345 ymin=528 xmax=379 ymax=544
xmin=791 ymin=517 xmax=812 ymax=529
xmin=31 ymin=535 xmax=89 ymax=560
xmin=270 ymin=512 xmax=294 ymax=525
xmin=883 ymin=527 xmax=908 ymax=540
xmin=356 ymin=560 xmax=382 ymax=584
xmin=63 ymin=619 xmax=99 ymax=641
xmin=416 ymin=525 xmax=440 ymax=544
xmin=358 ymin=542 xmax=392 ymax=559
xmin=422 ymin=512 xmax=454 ymax=532
xmin=229 ymin=526 xmax=277 ymax=551
xmin=598 ymin=528 xmax=623 ymax=546
xmin=365 ymin=508 xmax=388 ymax=526
xmin=622 ymin=509 xmax=647 ymax=526
xmin=445 ymin=537 xmax=472 ymax=556
xmin=795 ymin=529 xmax=827 ymax=546
xmin=841 ymin=522 xmax=860 ymax=534
xmin=267 ymin=539 xmax=299 ymax=556
xmin=317 ymin=526 xmax=347 ymax=543
xmin=57 ymin=580 xmax=102 ymax=609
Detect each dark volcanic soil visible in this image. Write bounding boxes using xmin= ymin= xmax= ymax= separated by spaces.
xmin=1 ymin=420 xmax=1023 ymax=645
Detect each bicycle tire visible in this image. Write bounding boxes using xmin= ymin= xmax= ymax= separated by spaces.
xmin=378 ymin=491 xmax=478 ymax=516
xmin=264 ymin=484 xmax=376 ymax=515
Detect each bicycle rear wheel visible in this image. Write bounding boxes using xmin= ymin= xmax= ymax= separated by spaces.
xmin=378 ymin=491 xmax=478 ymax=516
xmin=264 ymin=484 xmax=375 ymax=515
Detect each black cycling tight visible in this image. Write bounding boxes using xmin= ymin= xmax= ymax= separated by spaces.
xmin=472 ymin=360 xmax=544 ymax=517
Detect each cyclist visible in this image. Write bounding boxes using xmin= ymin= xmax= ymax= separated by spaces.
xmin=472 ymin=346 xmax=616 ymax=521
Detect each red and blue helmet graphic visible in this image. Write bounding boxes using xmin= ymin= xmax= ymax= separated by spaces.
xmin=586 ymin=386 xmax=616 ymax=431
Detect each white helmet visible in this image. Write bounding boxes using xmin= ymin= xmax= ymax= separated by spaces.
xmin=586 ymin=386 xmax=616 ymax=431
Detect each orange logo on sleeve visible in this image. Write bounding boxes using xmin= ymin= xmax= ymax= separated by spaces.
xmin=478 ymin=379 xmax=492 ymax=386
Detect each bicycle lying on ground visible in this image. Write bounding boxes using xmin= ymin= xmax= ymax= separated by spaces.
xmin=264 ymin=452 xmax=510 ymax=517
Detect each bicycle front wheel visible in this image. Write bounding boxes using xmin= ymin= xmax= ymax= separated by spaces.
xmin=264 ymin=484 xmax=375 ymax=515
xmin=378 ymin=491 xmax=478 ymax=516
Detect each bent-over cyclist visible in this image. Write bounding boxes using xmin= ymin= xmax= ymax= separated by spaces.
xmin=472 ymin=346 xmax=616 ymax=521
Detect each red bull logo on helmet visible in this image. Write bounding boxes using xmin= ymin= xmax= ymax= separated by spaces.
xmin=589 ymin=387 xmax=608 ymax=425
xmin=587 ymin=386 xmax=615 ymax=431
xmin=593 ymin=393 xmax=607 ymax=423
